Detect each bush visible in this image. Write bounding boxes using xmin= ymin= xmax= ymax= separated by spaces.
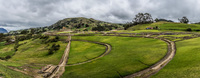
xmin=40 ymin=35 xmax=49 ymax=39
xmin=48 ymin=44 xmax=60 ymax=55
xmin=5 ymin=55 xmax=11 ymax=59
xmin=186 ymin=28 xmax=192 ymax=31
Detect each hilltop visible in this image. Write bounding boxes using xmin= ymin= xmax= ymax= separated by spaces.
xmin=0 ymin=28 xmax=7 ymax=33
xmin=8 ymin=17 xmax=124 ymax=35
xmin=49 ymin=17 xmax=123 ymax=31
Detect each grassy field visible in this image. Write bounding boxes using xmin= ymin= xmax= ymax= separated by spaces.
xmin=0 ymin=64 xmax=31 ymax=78
xmin=152 ymin=37 xmax=200 ymax=78
xmin=0 ymin=42 xmax=15 ymax=58
xmin=67 ymin=41 xmax=106 ymax=65
xmin=8 ymin=39 xmax=67 ymax=65
xmin=61 ymin=36 xmax=167 ymax=78
xmin=128 ymin=21 xmax=200 ymax=31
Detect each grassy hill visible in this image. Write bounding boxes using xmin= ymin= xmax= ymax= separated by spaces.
xmin=49 ymin=17 xmax=123 ymax=31
xmin=8 ymin=17 xmax=124 ymax=35
xmin=62 ymin=36 xmax=167 ymax=78
xmin=152 ymin=37 xmax=200 ymax=78
xmin=128 ymin=21 xmax=200 ymax=31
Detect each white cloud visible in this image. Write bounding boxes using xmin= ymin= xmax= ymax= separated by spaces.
xmin=0 ymin=0 xmax=200 ymax=31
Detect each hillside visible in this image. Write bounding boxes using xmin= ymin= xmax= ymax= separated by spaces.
xmin=48 ymin=17 xmax=123 ymax=31
xmin=128 ymin=21 xmax=200 ymax=31
xmin=8 ymin=17 xmax=124 ymax=35
xmin=0 ymin=28 xmax=8 ymax=33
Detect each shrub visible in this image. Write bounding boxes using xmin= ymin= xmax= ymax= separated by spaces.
xmin=48 ymin=44 xmax=60 ymax=55
xmin=186 ymin=28 xmax=192 ymax=31
xmin=5 ymin=55 xmax=11 ymax=59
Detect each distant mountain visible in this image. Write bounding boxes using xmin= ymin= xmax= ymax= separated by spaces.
xmin=0 ymin=28 xmax=8 ymax=33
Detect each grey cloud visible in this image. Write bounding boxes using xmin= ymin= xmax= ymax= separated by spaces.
xmin=0 ymin=0 xmax=200 ymax=31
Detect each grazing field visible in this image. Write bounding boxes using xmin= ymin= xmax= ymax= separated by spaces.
xmin=152 ymin=37 xmax=200 ymax=78
xmin=128 ymin=21 xmax=200 ymax=31
xmin=0 ymin=42 xmax=15 ymax=58
xmin=158 ymin=34 xmax=196 ymax=41
xmin=61 ymin=36 xmax=167 ymax=78
xmin=8 ymin=38 xmax=68 ymax=65
xmin=67 ymin=41 xmax=106 ymax=65
xmin=0 ymin=64 xmax=31 ymax=78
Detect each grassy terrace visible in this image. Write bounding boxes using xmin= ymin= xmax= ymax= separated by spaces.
xmin=0 ymin=42 xmax=15 ymax=58
xmin=0 ymin=64 xmax=31 ymax=78
xmin=0 ymin=42 xmax=31 ymax=78
xmin=8 ymin=38 xmax=68 ymax=65
xmin=152 ymin=37 xmax=200 ymax=78
xmin=67 ymin=41 xmax=106 ymax=65
xmin=128 ymin=21 xmax=200 ymax=31
xmin=61 ymin=36 xmax=167 ymax=78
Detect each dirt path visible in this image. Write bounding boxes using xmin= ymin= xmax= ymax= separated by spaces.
xmin=124 ymin=38 xmax=176 ymax=78
xmin=66 ymin=39 xmax=112 ymax=66
xmin=45 ymin=33 xmax=176 ymax=78
xmin=49 ymin=36 xmax=71 ymax=78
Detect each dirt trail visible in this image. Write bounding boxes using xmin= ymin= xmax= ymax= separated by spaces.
xmin=66 ymin=40 xmax=112 ymax=66
xmin=49 ymin=36 xmax=71 ymax=78
xmin=124 ymin=38 xmax=176 ymax=78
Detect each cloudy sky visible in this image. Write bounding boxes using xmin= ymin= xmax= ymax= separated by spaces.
xmin=0 ymin=0 xmax=200 ymax=31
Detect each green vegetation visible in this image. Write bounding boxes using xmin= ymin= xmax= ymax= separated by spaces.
xmin=128 ymin=21 xmax=200 ymax=31
xmin=8 ymin=17 xmax=124 ymax=35
xmin=62 ymin=36 xmax=167 ymax=78
xmin=8 ymin=38 xmax=67 ymax=65
xmin=0 ymin=64 xmax=31 ymax=78
xmin=0 ymin=42 xmax=15 ymax=59
xmin=67 ymin=41 xmax=106 ymax=65
xmin=152 ymin=37 xmax=200 ymax=78
xmin=107 ymin=30 xmax=162 ymax=33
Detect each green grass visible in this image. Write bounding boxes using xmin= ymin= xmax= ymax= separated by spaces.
xmin=61 ymin=36 xmax=167 ymax=78
xmin=8 ymin=38 xmax=68 ymax=65
xmin=0 ymin=42 xmax=15 ymax=58
xmin=108 ymin=30 xmax=162 ymax=33
xmin=159 ymin=34 xmax=193 ymax=37
xmin=128 ymin=21 xmax=200 ymax=31
xmin=152 ymin=37 xmax=200 ymax=78
xmin=0 ymin=64 xmax=31 ymax=78
xmin=67 ymin=41 xmax=106 ymax=65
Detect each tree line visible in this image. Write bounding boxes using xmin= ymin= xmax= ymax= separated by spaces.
xmin=124 ymin=13 xmax=190 ymax=30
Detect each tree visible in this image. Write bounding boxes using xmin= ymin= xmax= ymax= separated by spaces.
xmin=0 ymin=33 xmax=5 ymax=41
xmin=123 ymin=22 xmax=133 ymax=30
xmin=133 ymin=13 xmax=153 ymax=24
xmin=155 ymin=18 xmax=174 ymax=22
xmin=179 ymin=16 xmax=189 ymax=23
xmin=48 ymin=44 xmax=60 ymax=55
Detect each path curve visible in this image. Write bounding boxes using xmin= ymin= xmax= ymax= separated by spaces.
xmin=66 ymin=39 xmax=112 ymax=66
xmin=124 ymin=38 xmax=176 ymax=78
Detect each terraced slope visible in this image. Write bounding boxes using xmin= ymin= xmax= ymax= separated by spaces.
xmin=128 ymin=21 xmax=200 ymax=31
xmin=67 ymin=41 xmax=106 ymax=65
xmin=61 ymin=36 xmax=167 ymax=78
xmin=152 ymin=37 xmax=200 ymax=78
xmin=9 ymin=39 xmax=67 ymax=65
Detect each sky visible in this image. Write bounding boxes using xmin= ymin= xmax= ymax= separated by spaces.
xmin=0 ymin=0 xmax=200 ymax=31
